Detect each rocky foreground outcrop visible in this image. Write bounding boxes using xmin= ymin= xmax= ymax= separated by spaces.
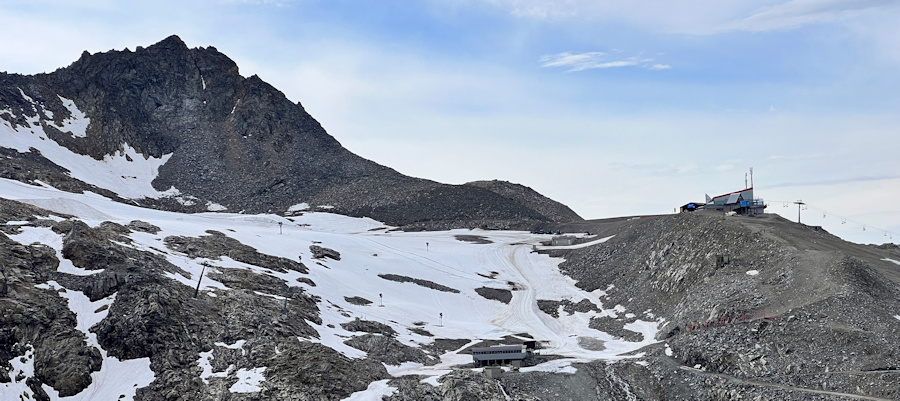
xmin=3 ymin=197 xmax=900 ymax=400
xmin=0 ymin=198 xmax=382 ymax=400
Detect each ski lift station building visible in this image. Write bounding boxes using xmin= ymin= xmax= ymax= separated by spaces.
xmin=682 ymin=187 xmax=767 ymax=215
xmin=472 ymin=344 xmax=531 ymax=367
xmin=706 ymin=188 xmax=767 ymax=215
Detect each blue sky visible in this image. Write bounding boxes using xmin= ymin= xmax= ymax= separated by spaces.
xmin=2 ymin=0 xmax=899 ymax=243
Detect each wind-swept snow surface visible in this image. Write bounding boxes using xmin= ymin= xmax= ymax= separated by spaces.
xmin=0 ymin=177 xmax=663 ymax=396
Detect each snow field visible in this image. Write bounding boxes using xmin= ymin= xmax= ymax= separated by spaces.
xmin=1 ymin=177 xmax=663 ymax=397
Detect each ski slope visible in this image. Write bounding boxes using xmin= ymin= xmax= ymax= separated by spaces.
xmin=0 ymin=178 xmax=662 ymax=400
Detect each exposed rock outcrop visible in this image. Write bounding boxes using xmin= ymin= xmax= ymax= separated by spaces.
xmin=310 ymin=244 xmax=341 ymax=261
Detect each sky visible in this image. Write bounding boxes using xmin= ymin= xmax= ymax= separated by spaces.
xmin=1 ymin=0 xmax=899 ymax=244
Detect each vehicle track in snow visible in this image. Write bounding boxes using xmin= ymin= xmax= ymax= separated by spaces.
xmin=480 ymin=235 xmax=628 ymax=358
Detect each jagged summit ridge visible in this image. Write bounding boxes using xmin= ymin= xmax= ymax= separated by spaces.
xmin=0 ymin=35 xmax=581 ymax=229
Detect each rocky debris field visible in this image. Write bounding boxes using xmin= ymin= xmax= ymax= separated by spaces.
xmin=547 ymin=210 xmax=900 ymax=400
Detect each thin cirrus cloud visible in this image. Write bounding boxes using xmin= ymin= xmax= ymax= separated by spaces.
xmin=721 ymin=0 xmax=898 ymax=32
xmin=540 ymin=51 xmax=670 ymax=72
xmin=480 ymin=0 xmax=898 ymax=35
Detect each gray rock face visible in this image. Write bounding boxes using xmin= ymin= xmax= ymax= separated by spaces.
xmin=388 ymin=370 xmax=507 ymax=401
xmin=378 ymin=274 xmax=460 ymax=293
xmin=0 ymin=202 xmax=102 ymax=398
xmin=310 ymin=244 xmax=341 ymax=260
xmin=165 ymin=230 xmax=307 ymax=274
xmin=341 ymin=318 xmax=397 ymax=336
xmin=127 ymin=220 xmax=161 ymax=234
xmin=263 ymin=341 xmax=390 ymax=400
xmin=474 ymin=287 xmax=512 ymax=304
xmin=0 ymin=35 xmax=579 ymax=230
xmin=344 ymin=334 xmax=435 ymax=366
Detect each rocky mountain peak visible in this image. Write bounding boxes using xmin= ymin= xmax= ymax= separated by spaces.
xmin=0 ymin=35 xmax=582 ymax=229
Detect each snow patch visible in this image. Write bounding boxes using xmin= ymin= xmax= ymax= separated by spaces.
xmin=56 ymin=96 xmax=90 ymax=138
xmin=521 ymin=359 xmax=578 ymax=374
xmin=159 ymin=187 xmax=197 ymax=206
xmin=206 ymin=202 xmax=227 ymax=211
xmin=229 ymin=367 xmax=267 ymax=393
xmin=883 ymin=258 xmax=900 ymax=266
xmin=341 ymin=379 xmax=397 ymax=401
xmin=535 ymin=235 xmax=615 ymax=250
xmin=288 ymin=202 xmax=309 ymax=212
xmin=746 ymin=270 xmax=759 ymax=276
xmin=420 ymin=375 xmax=442 ymax=386
xmin=0 ymin=344 xmax=36 ymax=400
xmin=894 ymin=315 xmax=900 ymax=321
xmin=215 ymin=340 xmax=247 ymax=354
xmin=197 ymin=350 xmax=233 ymax=385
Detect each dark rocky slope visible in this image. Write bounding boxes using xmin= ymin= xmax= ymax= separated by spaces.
xmin=543 ymin=210 xmax=900 ymax=400
xmin=465 ymin=180 xmax=581 ymax=223
xmin=0 ymin=35 xmax=580 ymax=229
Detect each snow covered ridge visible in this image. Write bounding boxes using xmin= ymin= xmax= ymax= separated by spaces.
xmin=0 ymin=177 xmax=661 ymax=400
xmin=1 ymin=90 xmax=174 ymax=200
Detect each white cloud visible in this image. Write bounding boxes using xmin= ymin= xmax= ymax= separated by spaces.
xmin=540 ymin=52 xmax=667 ymax=72
xmin=715 ymin=164 xmax=735 ymax=172
xmin=722 ymin=0 xmax=897 ymax=32
xmin=477 ymin=0 xmax=900 ymax=34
